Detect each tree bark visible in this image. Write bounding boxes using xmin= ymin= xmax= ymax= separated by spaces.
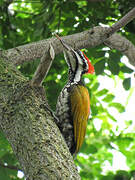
xmin=3 ymin=26 xmax=135 ymax=67
xmin=0 ymin=58 xmax=80 ymax=179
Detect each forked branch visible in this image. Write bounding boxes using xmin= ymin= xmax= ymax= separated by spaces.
xmin=106 ymin=8 xmax=135 ymax=36
xmin=2 ymin=8 xmax=135 ymax=70
xmin=30 ymin=44 xmax=55 ymax=86
xmin=0 ymin=162 xmax=21 ymax=171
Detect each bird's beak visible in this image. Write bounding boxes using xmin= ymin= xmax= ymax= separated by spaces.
xmin=55 ymin=34 xmax=72 ymax=51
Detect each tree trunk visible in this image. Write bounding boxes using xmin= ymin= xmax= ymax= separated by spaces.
xmin=0 ymin=58 xmax=80 ymax=179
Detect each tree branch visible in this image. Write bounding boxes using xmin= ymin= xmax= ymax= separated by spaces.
xmin=2 ymin=8 xmax=135 ymax=67
xmin=0 ymin=162 xmax=21 ymax=171
xmin=106 ymin=8 xmax=135 ymax=36
xmin=30 ymin=44 xmax=55 ymax=86
xmin=104 ymin=33 xmax=135 ymax=66
xmin=0 ymin=58 xmax=81 ymax=179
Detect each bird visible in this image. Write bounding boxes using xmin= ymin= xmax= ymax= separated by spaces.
xmin=55 ymin=34 xmax=94 ymax=155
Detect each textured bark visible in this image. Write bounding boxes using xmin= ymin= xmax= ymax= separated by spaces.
xmin=105 ymin=33 xmax=135 ymax=66
xmin=0 ymin=58 xmax=80 ymax=179
xmin=2 ymin=26 xmax=135 ymax=68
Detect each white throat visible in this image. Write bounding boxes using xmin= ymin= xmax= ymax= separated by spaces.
xmin=73 ymin=66 xmax=82 ymax=83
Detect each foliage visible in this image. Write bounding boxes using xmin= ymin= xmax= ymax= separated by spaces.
xmin=0 ymin=131 xmax=21 ymax=180
xmin=0 ymin=0 xmax=135 ymax=179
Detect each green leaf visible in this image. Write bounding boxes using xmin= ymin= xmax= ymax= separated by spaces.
xmin=95 ymin=89 xmax=108 ymax=96
xmin=108 ymin=102 xmax=125 ymax=113
xmin=95 ymin=59 xmax=106 ymax=75
xmin=126 ymin=87 xmax=135 ymax=105
xmin=101 ymin=174 xmax=114 ymax=180
xmin=115 ymin=170 xmax=130 ymax=179
xmin=109 ymin=51 xmax=121 ymax=62
xmin=1 ymin=153 xmax=17 ymax=165
xmin=80 ymin=141 xmax=98 ymax=154
xmin=0 ymin=166 xmax=19 ymax=180
xmin=88 ymin=145 xmax=98 ymax=154
xmin=102 ymin=94 xmax=115 ymax=102
xmin=123 ymin=77 xmax=131 ymax=90
xmin=108 ymin=59 xmax=120 ymax=75
xmin=0 ymin=131 xmax=12 ymax=158
xmin=91 ymin=105 xmax=99 ymax=116
xmin=106 ymin=111 xmax=117 ymax=122
xmin=116 ymin=137 xmax=133 ymax=152
xmin=87 ymin=47 xmax=105 ymax=59
xmin=120 ymin=66 xmax=133 ymax=73
xmin=91 ymin=82 xmax=100 ymax=91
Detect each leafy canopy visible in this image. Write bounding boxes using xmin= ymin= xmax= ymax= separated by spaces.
xmin=0 ymin=0 xmax=135 ymax=179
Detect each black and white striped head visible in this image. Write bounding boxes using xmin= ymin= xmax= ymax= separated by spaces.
xmin=56 ymin=34 xmax=94 ymax=82
xmin=63 ymin=48 xmax=94 ymax=75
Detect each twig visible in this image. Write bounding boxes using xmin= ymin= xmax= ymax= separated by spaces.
xmin=30 ymin=44 xmax=55 ymax=86
xmin=0 ymin=162 xmax=21 ymax=171
xmin=55 ymin=34 xmax=71 ymax=50
xmin=106 ymin=8 xmax=135 ymax=36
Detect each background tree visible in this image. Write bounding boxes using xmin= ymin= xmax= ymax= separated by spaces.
xmin=0 ymin=0 xmax=135 ymax=179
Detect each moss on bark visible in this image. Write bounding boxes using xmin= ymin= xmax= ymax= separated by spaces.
xmin=0 ymin=58 xmax=80 ymax=180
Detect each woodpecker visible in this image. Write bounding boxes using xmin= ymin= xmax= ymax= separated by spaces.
xmin=55 ymin=35 xmax=94 ymax=155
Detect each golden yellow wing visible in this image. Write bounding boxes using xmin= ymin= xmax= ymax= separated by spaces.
xmin=70 ymin=85 xmax=90 ymax=154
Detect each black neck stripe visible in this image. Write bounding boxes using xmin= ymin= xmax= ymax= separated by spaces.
xmin=71 ymin=52 xmax=79 ymax=82
xmin=77 ymin=51 xmax=87 ymax=71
